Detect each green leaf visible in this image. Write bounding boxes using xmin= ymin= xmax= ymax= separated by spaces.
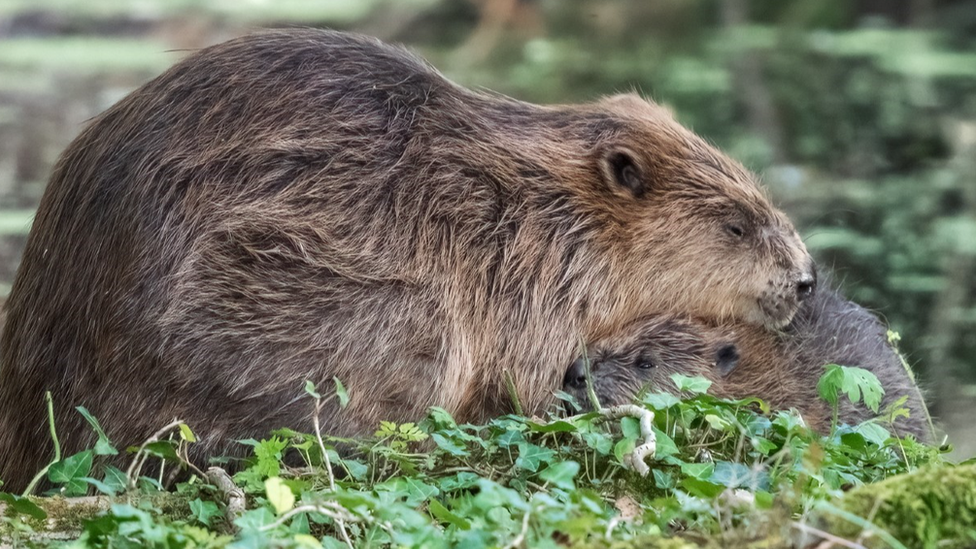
xmin=0 ymin=492 xmax=48 ymax=520
xmin=515 ymin=442 xmax=555 ymax=472
xmin=754 ymin=490 xmax=774 ymax=509
xmin=680 ymin=462 xmax=714 ymax=480
xmin=670 ymin=374 xmax=712 ymax=394
xmin=49 ymin=450 xmax=93 ymax=496
xmin=620 ymin=416 xmax=641 ymax=439
xmin=333 ymin=376 xmax=350 ymax=409
xmin=582 ymin=431 xmax=614 ymax=455
xmin=652 ymin=427 xmax=679 ymax=458
xmin=539 ymin=460 xmax=580 ymax=490
xmin=431 ymin=433 xmax=468 ymax=456
xmin=526 ymin=419 xmax=578 ymax=433
xmin=818 ymin=365 xmax=885 ymax=412
xmin=855 ymin=422 xmax=891 ymax=446
xmin=304 ymin=380 xmax=321 ymax=400
xmin=140 ymin=441 xmax=181 ymax=462
xmin=190 ymin=498 xmax=221 ymax=526
xmin=496 ymin=429 xmax=524 ymax=448
xmin=179 ymin=423 xmax=197 ymax=443
xmin=704 ymin=414 xmax=731 ymax=431
xmin=652 ymin=469 xmax=675 ymax=489
xmin=75 ymin=406 xmax=118 ymax=456
xmin=101 ymin=465 xmax=127 ymax=493
xmin=613 ymin=437 xmax=637 ymax=465
xmin=429 ymin=499 xmax=471 ymax=530
xmin=643 ymin=391 xmax=681 ymax=410
xmin=680 ymin=477 xmax=725 ymax=499
xmin=265 ymin=477 xmax=295 ymax=515
xmin=341 ymin=458 xmax=369 ymax=480
xmin=235 ymin=507 xmax=277 ymax=530
xmin=81 ymin=477 xmax=117 ymax=496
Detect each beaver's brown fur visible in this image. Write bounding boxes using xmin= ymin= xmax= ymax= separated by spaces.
xmin=0 ymin=29 xmax=814 ymax=491
xmin=565 ymin=287 xmax=930 ymax=440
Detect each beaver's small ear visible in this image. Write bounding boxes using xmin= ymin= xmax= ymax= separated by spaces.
xmin=715 ymin=343 xmax=739 ymax=377
xmin=601 ymin=147 xmax=646 ymax=197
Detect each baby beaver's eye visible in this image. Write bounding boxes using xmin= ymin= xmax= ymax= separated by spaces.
xmin=636 ymin=358 xmax=655 ymax=370
xmin=725 ymin=223 xmax=745 ymax=238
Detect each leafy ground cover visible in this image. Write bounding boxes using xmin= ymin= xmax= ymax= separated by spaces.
xmin=2 ymin=366 xmax=970 ymax=548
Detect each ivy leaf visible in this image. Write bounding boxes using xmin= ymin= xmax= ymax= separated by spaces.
xmin=526 ymin=419 xmax=577 ymax=433
xmin=303 ymin=380 xmax=321 ymax=400
xmin=0 ymin=492 xmax=48 ymax=520
xmin=179 ymin=423 xmax=197 ymax=443
xmin=265 ymin=477 xmax=295 ymax=515
xmin=652 ymin=428 xmax=679 ymax=459
xmin=190 ymin=498 xmax=221 ymax=526
xmin=333 ymin=376 xmax=350 ymax=409
xmin=539 ymin=460 xmax=580 ymax=490
xmin=431 ymin=433 xmax=468 ymax=456
xmin=670 ymin=374 xmax=712 ymax=394
xmin=680 ymin=462 xmax=714 ymax=480
xmin=101 ymin=465 xmax=127 ymax=493
xmin=652 ymin=469 xmax=675 ymax=489
xmin=81 ymin=477 xmax=117 ymax=496
xmin=643 ymin=392 xmax=681 ymax=410
xmin=515 ymin=442 xmax=555 ymax=472
xmin=75 ymin=407 xmax=118 ymax=456
xmin=48 ymin=450 xmax=93 ymax=496
xmin=680 ymin=477 xmax=725 ymax=498
xmin=429 ymin=499 xmax=471 ymax=530
xmin=855 ymin=422 xmax=891 ymax=446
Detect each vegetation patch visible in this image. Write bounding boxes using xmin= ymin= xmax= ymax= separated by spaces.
xmin=1 ymin=368 xmax=963 ymax=548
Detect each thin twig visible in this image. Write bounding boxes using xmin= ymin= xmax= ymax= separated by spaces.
xmin=312 ymin=395 xmax=354 ymax=549
xmin=22 ymin=391 xmax=62 ymax=496
xmin=502 ymin=505 xmax=533 ymax=549
xmin=259 ymin=503 xmax=359 ymax=533
xmin=125 ymin=419 xmax=185 ymax=491
xmin=792 ymin=521 xmax=868 ymax=549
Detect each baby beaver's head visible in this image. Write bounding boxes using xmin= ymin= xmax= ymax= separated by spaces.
xmin=563 ymin=314 xmax=740 ymax=410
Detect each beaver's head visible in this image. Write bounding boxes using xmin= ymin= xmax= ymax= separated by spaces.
xmin=582 ymin=94 xmax=815 ymax=329
xmin=562 ymin=315 xmax=739 ymax=410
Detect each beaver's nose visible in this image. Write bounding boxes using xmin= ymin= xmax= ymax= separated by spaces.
xmin=796 ymin=264 xmax=817 ymax=302
xmin=565 ymin=357 xmax=594 ymax=389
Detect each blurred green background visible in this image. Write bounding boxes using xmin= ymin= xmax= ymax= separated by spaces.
xmin=0 ymin=0 xmax=974 ymax=458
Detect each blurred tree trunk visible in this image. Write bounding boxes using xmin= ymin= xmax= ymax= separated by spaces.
xmin=909 ymin=0 xmax=935 ymax=28
xmin=924 ymin=120 xmax=976 ymax=436
xmin=720 ymin=0 xmax=787 ymax=164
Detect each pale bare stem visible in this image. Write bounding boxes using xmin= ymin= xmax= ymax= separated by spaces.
xmin=125 ymin=419 xmax=186 ymax=491
xmin=564 ymin=404 xmax=656 ymax=476
xmin=604 ymin=516 xmax=622 ymax=541
xmin=312 ymin=396 xmax=354 ymax=549
xmin=179 ymin=444 xmax=208 ymax=480
xmin=206 ymin=467 xmax=246 ymax=526
xmin=502 ymin=505 xmax=533 ymax=549
xmin=258 ymin=503 xmax=359 ymax=533
xmin=792 ymin=522 xmax=868 ymax=549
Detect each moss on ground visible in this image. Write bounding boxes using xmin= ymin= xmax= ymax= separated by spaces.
xmin=824 ymin=463 xmax=976 ymax=548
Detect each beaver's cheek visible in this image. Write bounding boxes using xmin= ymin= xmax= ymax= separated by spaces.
xmin=757 ymin=282 xmax=802 ymax=329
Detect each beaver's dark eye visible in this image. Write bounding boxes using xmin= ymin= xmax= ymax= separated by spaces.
xmin=725 ymin=223 xmax=745 ymax=238
xmin=637 ymin=358 xmax=655 ymax=370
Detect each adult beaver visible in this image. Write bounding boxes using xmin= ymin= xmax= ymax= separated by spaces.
xmin=0 ymin=29 xmax=815 ymax=491
xmin=564 ymin=287 xmax=930 ymax=440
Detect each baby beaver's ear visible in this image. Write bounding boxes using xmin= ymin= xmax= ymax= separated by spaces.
xmin=715 ymin=343 xmax=740 ymax=377
xmin=600 ymin=147 xmax=647 ymax=198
